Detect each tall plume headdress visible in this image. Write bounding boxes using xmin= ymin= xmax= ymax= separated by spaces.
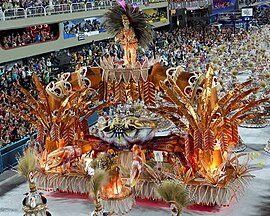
xmin=103 ymin=0 xmax=154 ymax=48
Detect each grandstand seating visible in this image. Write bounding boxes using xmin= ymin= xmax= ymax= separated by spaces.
xmin=0 ymin=0 xmax=169 ymax=63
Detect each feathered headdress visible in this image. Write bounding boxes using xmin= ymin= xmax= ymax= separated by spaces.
xmin=103 ymin=0 xmax=154 ymax=48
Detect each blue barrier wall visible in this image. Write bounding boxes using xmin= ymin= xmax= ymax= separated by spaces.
xmin=0 ymin=135 xmax=32 ymax=173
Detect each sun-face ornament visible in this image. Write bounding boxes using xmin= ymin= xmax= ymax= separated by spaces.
xmin=97 ymin=116 xmax=156 ymax=149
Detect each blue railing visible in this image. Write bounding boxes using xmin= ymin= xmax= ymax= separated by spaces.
xmin=86 ymin=110 xmax=99 ymax=127
xmin=0 ymin=135 xmax=35 ymax=173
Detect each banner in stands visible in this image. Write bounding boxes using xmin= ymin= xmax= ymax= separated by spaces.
xmin=143 ymin=8 xmax=167 ymax=23
xmin=63 ymin=16 xmax=106 ymax=40
xmin=212 ymin=0 xmax=236 ymax=14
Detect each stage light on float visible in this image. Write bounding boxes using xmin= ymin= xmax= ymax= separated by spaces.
xmin=95 ymin=154 xmax=134 ymax=215
xmin=210 ymin=144 xmax=223 ymax=171
xmin=58 ymin=138 xmax=64 ymax=148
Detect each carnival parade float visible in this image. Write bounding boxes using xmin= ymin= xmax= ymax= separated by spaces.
xmin=8 ymin=1 xmax=270 ymax=215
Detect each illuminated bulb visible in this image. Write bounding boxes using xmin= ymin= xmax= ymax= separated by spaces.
xmin=114 ymin=185 xmax=122 ymax=195
xmin=210 ymin=144 xmax=223 ymax=171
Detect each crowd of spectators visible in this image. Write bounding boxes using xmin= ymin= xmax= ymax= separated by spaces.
xmin=239 ymin=0 xmax=262 ymax=5
xmin=0 ymin=24 xmax=254 ymax=148
xmin=0 ymin=0 xmax=165 ymax=13
xmin=0 ymin=1 xmax=118 ymax=21
xmin=62 ymin=26 xmax=228 ymax=70
xmin=0 ymin=0 xmax=118 ymax=11
xmin=213 ymin=0 xmax=232 ymax=9
xmin=254 ymin=5 xmax=270 ymax=25
xmin=64 ymin=19 xmax=101 ymax=35
xmin=151 ymin=26 xmax=245 ymax=68
xmin=0 ymin=57 xmax=52 ymax=90
xmin=0 ymin=57 xmax=52 ymax=148
xmin=1 ymin=28 xmax=55 ymax=49
xmin=1 ymin=0 xmax=50 ymax=10
xmin=0 ymin=86 xmax=36 ymax=147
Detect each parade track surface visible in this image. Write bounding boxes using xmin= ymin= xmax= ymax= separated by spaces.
xmin=0 ymin=126 xmax=269 ymax=216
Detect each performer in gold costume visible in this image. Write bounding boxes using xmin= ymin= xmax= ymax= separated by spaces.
xmin=104 ymin=1 xmax=154 ymax=66
xmin=117 ymin=15 xmax=138 ymax=65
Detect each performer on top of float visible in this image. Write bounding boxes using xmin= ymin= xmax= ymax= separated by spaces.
xmin=116 ymin=15 xmax=138 ymax=65
xmin=103 ymin=0 xmax=154 ymax=67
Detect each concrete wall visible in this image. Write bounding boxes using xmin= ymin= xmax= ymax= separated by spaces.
xmin=0 ymin=2 xmax=169 ymax=64
xmin=0 ymin=31 xmax=111 ymax=64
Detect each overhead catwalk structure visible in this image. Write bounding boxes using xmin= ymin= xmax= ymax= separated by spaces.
xmin=8 ymin=1 xmax=269 ymax=215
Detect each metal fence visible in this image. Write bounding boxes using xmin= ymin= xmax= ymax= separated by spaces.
xmin=2 ymin=8 xmax=26 ymax=20
xmin=169 ymin=0 xmax=212 ymax=10
xmin=45 ymin=4 xmax=71 ymax=15
xmin=0 ymin=0 xmax=167 ymax=21
xmin=26 ymin=6 xmax=46 ymax=18
xmin=239 ymin=0 xmax=270 ymax=5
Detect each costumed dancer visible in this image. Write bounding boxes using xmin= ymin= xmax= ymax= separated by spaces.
xmin=17 ymin=149 xmax=52 ymax=216
xmin=117 ymin=15 xmax=138 ymax=65
xmin=130 ymin=145 xmax=145 ymax=187
xmin=103 ymin=0 xmax=154 ymax=66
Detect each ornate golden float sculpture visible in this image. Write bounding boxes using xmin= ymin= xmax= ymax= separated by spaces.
xmin=148 ymin=65 xmax=269 ymax=205
xmin=8 ymin=1 xmax=270 ymax=215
